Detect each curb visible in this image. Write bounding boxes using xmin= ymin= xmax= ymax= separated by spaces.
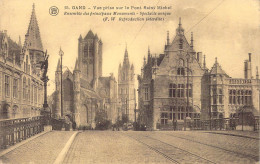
xmin=0 ymin=129 xmax=51 ymax=157
xmin=204 ymin=131 xmax=260 ymax=140
xmin=53 ymin=131 xmax=80 ymax=164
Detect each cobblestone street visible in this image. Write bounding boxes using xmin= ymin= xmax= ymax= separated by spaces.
xmin=0 ymin=131 xmax=259 ymax=164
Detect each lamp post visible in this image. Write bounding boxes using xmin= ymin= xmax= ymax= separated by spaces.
xmin=59 ymin=48 xmax=64 ymax=117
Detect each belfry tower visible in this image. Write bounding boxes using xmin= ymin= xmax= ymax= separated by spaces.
xmin=118 ymin=47 xmax=135 ymax=121
xmin=78 ymin=30 xmax=103 ymax=90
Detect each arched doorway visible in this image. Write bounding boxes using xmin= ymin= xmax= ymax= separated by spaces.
xmin=63 ymin=78 xmax=74 ymax=115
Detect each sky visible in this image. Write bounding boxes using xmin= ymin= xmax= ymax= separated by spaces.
xmin=0 ymin=0 xmax=259 ymax=95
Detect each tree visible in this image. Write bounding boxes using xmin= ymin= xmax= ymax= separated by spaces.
xmin=95 ymin=110 xmax=111 ymax=130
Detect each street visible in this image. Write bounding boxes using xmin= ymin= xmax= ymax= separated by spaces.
xmin=0 ymin=131 xmax=259 ymax=164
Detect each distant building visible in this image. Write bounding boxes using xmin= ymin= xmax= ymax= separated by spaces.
xmin=51 ymin=30 xmax=118 ymax=127
xmin=118 ymin=47 xmax=135 ymax=122
xmin=138 ymin=18 xmax=260 ymax=130
xmin=0 ymin=4 xmax=45 ymax=119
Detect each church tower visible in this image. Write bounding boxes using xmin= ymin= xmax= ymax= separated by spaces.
xmin=78 ymin=30 xmax=102 ymax=90
xmin=118 ymin=47 xmax=135 ymax=121
xmin=23 ymin=4 xmax=44 ymax=70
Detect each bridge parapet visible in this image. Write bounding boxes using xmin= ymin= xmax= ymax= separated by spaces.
xmin=0 ymin=116 xmax=44 ymax=149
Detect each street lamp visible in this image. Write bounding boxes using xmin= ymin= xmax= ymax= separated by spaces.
xmin=59 ymin=48 xmax=64 ymax=117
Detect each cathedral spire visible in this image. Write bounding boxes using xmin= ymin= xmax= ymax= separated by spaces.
xmin=24 ymin=3 xmax=43 ymax=52
xmin=123 ymin=45 xmax=130 ymax=65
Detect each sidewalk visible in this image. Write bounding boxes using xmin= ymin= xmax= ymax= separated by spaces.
xmin=0 ymin=130 xmax=75 ymax=164
xmin=202 ymin=130 xmax=260 ymax=140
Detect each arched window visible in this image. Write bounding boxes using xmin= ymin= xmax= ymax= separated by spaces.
xmin=28 ymin=80 xmax=30 ymax=101
xmin=177 ymin=59 xmax=185 ymax=75
xmin=23 ymin=77 xmax=26 ymax=100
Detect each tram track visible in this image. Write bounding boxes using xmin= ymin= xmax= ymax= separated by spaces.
xmin=160 ymin=132 xmax=259 ymax=161
xmin=121 ymin=132 xmax=216 ymax=164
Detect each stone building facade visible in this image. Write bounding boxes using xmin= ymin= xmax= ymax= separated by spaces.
xmin=138 ymin=18 xmax=260 ymax=130
xmin=118 ymin=48 xmax=135 ymax=122
xmin=51 ymin=30 xmax=118 ymax=127
xmin=0 ymin=5 xmax=45 ymax=119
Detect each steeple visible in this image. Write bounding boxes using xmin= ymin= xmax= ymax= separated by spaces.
xmin=78 ymin=34 xmax=82 ymax=41
xmin=143 ymin=56 xmax=146 ymax=66
xmin=24 ymin=3 xmax=43 ymax=52
xmin=203 ymin=55 xmax=206 ymax=69
xmin=256 ymin=66 xmax=259 ymax=79
xmin=18 ymin=36 xmax=22 ymax=47
xmin=176 ymin=17 xmax=184 ymax=35
xmin=56 ymin=59 xmax=61 ymax=72
xmin=123 ymin=45 xmax=130 ymax=66
xmin=74 ymin=58 xmax=80 ymax=71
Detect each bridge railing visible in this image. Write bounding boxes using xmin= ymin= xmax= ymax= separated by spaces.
xmin=190 ymin=117 xmax=259 ymax=131
xmin=0 ymin=116 xmax=44 ymax=149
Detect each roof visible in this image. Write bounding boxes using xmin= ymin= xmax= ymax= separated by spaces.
xmin=210 ymin=58 xmax=229 ymax=76
xmin=23 ymin=4 xmax=43 ymax=52
xmin=84 ymin=30 xmax=95 ymax=39
xmin=98 ymin=76 xmax=110 ymax=88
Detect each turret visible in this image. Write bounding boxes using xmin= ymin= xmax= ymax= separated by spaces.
xmin=176 ymin=17 xmax=184 ymax=35
xmin=244 ymin=53 xmax=252 ymax=79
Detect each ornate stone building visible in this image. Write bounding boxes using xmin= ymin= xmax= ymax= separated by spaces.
xmin=138 ymin=18 xmax=260 ymax=130
xmin=118 ymin=47 xmax=135 ymax=122
xmin=0 ymin=5 xmax=45 ymax=119
xmin=51 ymin=30 xmax=118 ymax=127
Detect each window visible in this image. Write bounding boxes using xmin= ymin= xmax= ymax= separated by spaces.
xmin=28 ymin=80 xmax=30 ymax=101
xmin=219 ymin=89 xmax=223 ymax=95
xmin=5 ymin=75 xmax=10 ymax=97
xmin=248 ymin=91 xmax=252 ymax=105
xmin=229 ymin=90 xmax=232 ymax=104
xmin=23 ymin=77 xmax=26 ymax=100
xmin=169 ymin=106 xmax=176 ymax=120
xmin=169 ymin=84 xmax=176 ymax=97
xmin=144 ymin=87 xmax=149 ymax=100
xmin=161 ymin=113 xmax=168 ymax=125
xmin=219 ymin=95 xmax=223 ymax=104
xmin=233 ymin=90 xmax=236 ymax=104
xmin=177 ymin=68 xmax=185 ymax=75
xmin=186 ymin=84 xmax=192 ymax=97
xmin=13 ymin=78 xmax=18 ymax=98
xmin=177 ymin=84 xmax=184 ymax=97
xmin=237 ymin=90 xmax=241 ymax=104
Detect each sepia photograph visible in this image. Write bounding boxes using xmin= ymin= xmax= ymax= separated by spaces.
xmin=0 ymin=0 xmax=259 ymax=163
